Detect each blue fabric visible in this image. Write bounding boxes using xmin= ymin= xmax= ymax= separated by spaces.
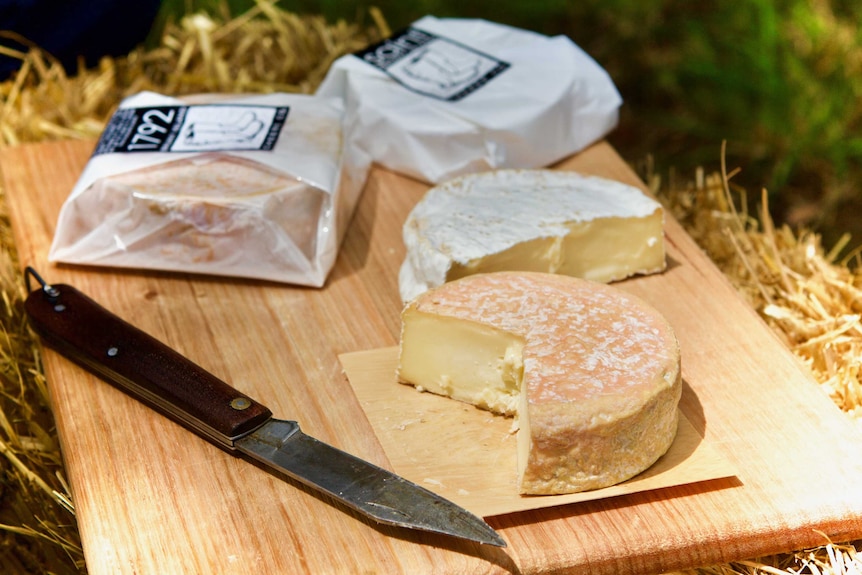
xmin=0 ymin=0 xmax=161 ymax=78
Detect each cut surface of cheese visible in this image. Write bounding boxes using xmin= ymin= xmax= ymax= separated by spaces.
xmin=396 ymin=271 xmax=681 ymax=495
xmin=398 ymin=169 xmax=666 ymax=302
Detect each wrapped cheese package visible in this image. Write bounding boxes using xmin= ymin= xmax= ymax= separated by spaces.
xmin=49 ymin=91 xmax=371 ymax=286
xmin=316 ymin=16 xmax=622 ymax=184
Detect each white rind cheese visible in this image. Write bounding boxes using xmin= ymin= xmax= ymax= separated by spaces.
xmin=399 ymin=169 xmax=666 ymax=302
xmin=396 ymin=271 xmax=681 ymax=495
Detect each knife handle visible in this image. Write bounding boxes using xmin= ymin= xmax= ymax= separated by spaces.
xmin=24 ymin=280 xmax=272 ymax=450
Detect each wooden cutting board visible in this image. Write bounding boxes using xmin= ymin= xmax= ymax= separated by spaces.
xmin=3 ymin=139 xmax=862 ymax=575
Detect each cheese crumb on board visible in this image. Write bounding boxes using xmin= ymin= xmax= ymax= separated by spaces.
xmin=399 ymin=169 xmax=666 ymax=302
xmin=397 ymin=271 xmax=681 ymax=495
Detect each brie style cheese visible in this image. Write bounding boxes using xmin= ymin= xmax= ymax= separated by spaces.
xmin=397 ymin=271 xmax=681 ymax=495
xmin=399 ymin=169 xmax=666 ymax=302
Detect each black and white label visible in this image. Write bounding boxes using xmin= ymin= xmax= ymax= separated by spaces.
xmin=355 ymin=27 xmax=510 ymax=102
xmin=94 ymin=104 xmax=289 ymax=155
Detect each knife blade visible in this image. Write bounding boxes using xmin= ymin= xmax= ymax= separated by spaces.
xmin=22 ymin=267 xmax=505 ymax=548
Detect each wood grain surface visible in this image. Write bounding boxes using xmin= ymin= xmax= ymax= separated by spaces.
xmin=3 ymin=139 xmax=862 ymax=575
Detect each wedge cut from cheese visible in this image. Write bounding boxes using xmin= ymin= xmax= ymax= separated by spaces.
xmin=399 ymin=169 xmax=666 ymax=302
xmin=397 ymin=271 xmax=681 ymax=495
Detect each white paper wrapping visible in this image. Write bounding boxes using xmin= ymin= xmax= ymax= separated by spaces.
xmin=49 ymin=92 xmax=371 ymax=287
xmin=316 ymin=16 xmax=622 ymax=183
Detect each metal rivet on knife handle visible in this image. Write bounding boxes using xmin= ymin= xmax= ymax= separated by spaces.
xmin=230 ymin=397 xmax=252 ymax=411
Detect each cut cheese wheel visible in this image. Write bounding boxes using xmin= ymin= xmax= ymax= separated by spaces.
xmin=396 ymin=271 xmax=681 ymax=495
xmin=398 ymin=169 xmax=666 ymax=302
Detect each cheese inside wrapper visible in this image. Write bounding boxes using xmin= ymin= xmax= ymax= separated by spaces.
xmin=49 ymin=92 xmax=371 ymax=286
xmin=316 ymin=16 xmax=622 ymax=184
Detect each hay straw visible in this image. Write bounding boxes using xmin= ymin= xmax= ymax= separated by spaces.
xmin=1 ymin=2 xmax=861 ymax=573
xmin=0 ymin=190 xmax=82 ymax=571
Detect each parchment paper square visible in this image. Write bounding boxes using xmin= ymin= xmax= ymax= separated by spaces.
xmin=340 ymin=347 xmax=738 ymax=518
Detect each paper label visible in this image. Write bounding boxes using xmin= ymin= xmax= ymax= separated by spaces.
xmin=355 ymin=27 xmax=510 ymax=102
xmin=94 ymin=104 xmax=289 ymax=155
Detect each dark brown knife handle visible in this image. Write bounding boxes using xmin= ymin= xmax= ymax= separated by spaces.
xmin=24 ymin=282 xmax=272 ymax=450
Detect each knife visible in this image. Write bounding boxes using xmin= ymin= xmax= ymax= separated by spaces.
xmin=22 ymin=267 xmax=505 ymax=548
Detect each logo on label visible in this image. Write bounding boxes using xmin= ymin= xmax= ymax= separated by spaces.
xmin=355 ymin=27 xmax=510 ymax=102
xmin=94 ymin=104 xmax=289 ymax=155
